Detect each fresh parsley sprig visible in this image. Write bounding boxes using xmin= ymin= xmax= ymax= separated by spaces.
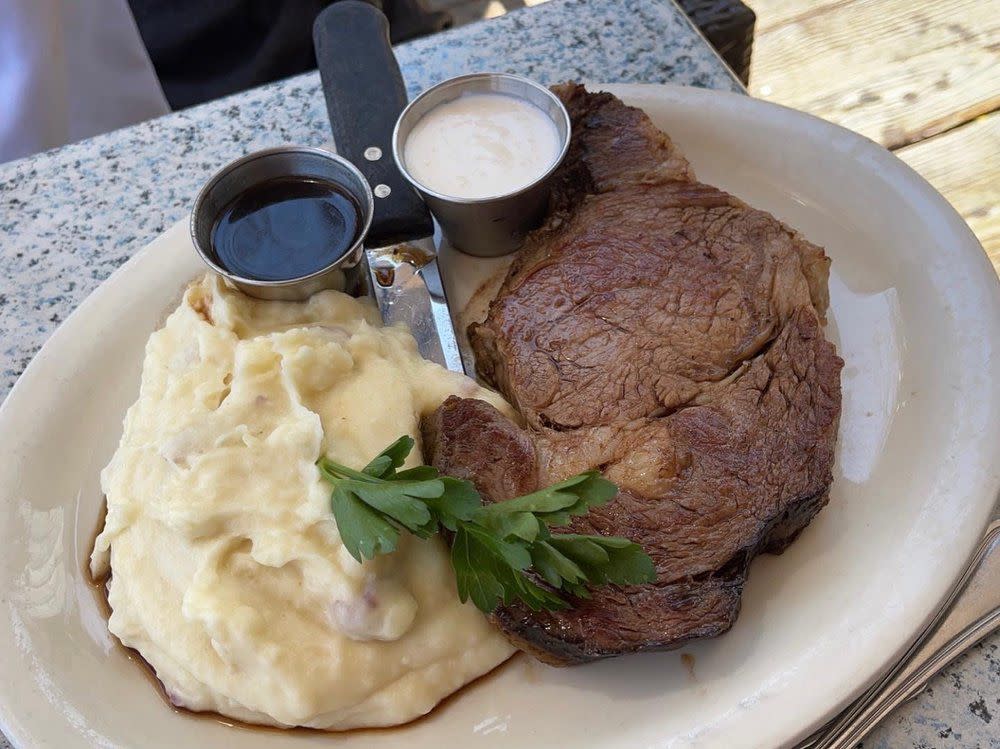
xmin=317 ymin=436 xmax=656 ymax=614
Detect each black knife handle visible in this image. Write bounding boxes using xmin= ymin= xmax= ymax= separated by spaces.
xmin=313 ymin=0 xmax=433 ymax=247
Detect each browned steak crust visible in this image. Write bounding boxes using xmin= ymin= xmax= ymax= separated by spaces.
xmin=425 ymin=84 xmax=843 ymax=665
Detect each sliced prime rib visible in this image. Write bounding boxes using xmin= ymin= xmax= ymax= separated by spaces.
xmin=423 ymin=84 xmax=843 ymax=665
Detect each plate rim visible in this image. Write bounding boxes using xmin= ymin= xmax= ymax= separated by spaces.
xmin=1 ymin=81 xmax=998 ymax=749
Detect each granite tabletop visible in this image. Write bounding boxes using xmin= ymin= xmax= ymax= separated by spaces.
xmin=0 ymin=0 xmax=995 ymax=747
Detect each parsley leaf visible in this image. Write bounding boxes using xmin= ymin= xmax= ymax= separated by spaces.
xmin=317 ymin=437 xmax=657 ymax=614
xmin=330 ymin=485 xmax=400 ymax=560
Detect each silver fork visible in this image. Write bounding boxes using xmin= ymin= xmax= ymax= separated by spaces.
xmin=796 ymin=512 xmax=1000 ymax=749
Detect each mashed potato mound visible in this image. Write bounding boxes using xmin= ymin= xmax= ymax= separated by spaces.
xmin=90 ymin=274 xmax=515 ymax=729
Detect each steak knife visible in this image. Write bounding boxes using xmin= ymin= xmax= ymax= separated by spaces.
xmin=313 ymin=1 xmax=464 ymax=373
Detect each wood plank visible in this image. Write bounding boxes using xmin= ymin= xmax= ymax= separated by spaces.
xmin=895 ymin=111 xmax=1000 ymax=272
xmin=746 ymin=0 xmax=854 ymax=34
xmin=446 ymin=0 xmax=509 ymax=26
xmin=424 ymin=0 xmax=510 ymax=14
xmin=749 ymin=0 xmax=1000 ymax=148
xmin=425 ymin=0 xmax=545 ymax=25
xmin=422 ymin=0 xmax=465 ymax=11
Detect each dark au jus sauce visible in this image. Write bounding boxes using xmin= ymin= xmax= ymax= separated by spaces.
xmin=210 ymin=177 xmax=361 ymax=281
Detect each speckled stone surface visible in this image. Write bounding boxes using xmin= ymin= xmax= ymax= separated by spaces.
xmin=0 ymin=1 xmax=995 ymax=748
xmin=0 ymin=0 xmax=739 ymax=392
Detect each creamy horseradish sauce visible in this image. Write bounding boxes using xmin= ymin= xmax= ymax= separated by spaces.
xmin=90 ymin=274 xmax=515 ymax=730
xmin=403 ymin=92 xmax=561 ymax=199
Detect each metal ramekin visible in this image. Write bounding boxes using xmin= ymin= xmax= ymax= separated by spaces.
xmin=392 ymin=72 xmax=571 ymax=257
xmin=190 ymin=146 xmax=375 ymax=301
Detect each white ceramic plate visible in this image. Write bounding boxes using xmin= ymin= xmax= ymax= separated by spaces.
xmin=1 ymin=84 xmax=998 ymax=749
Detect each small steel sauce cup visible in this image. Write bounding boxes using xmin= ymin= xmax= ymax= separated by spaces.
xmin=392 ymin=72 xmax=571 ymax=258
xmin=190 ymin=145 xmax=374 ymax=301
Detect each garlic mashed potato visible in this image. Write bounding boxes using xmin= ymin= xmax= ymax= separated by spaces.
xmin=89 ymin=274 xmax=515 ymax=729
